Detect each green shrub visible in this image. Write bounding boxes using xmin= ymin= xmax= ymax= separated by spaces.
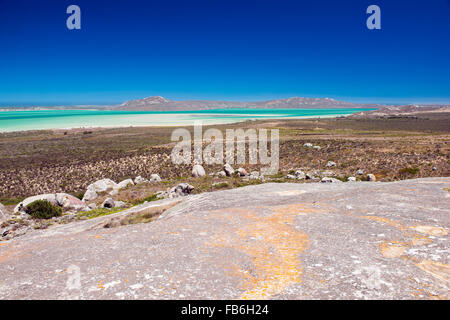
xmin=398 ymin=167 xmax=420 ymax=175
xmin=73 ymin=191 xmax=85 ymax=200
xmin=0 ymin=197 xmax=25 ymax=206
xmin=213 ymin=182 xmax=229 ymax=189
xmin=26 ymin=200 xmax=62 ymax=219
xmin=132 ymin=194 xmax=159 ymax=205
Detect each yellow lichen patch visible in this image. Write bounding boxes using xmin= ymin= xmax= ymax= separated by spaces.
xmin=359 ymin=216 xmax=407 ymax=232
xmin=379 ymin=241 xmax=407 ymax=258
xmin=415 ymin=260 xmax=450 ymax=284
xmin=410 ymin=236 xmax=432 ymax=246
xmin=272 ymin=203 xmax=320 ymax=216
xmin=410 ymin=226 xmax=448 ymax=237
xmin=358 ymin=216 xmax=435 ymax=259
xmin=209 ymin=203 xmax=314 ymax=300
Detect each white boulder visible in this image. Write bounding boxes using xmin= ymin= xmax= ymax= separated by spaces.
xmin=326 ymin=161 xmax=336 ymax=167
xmin=82 ymin=179 xmax=117 ymax=202
xmin=237 ymin=168 xmax=247 ymax=177
xmin=321 ymin=177 xmax=342 ymax=183
xmin=216 ymin=171 xmax=226 ymax=177
xmin=134 ymin=176 xmax=148 ymax=184
xmin=101 ymin=198 xmax=115 ymax=209
xmin=295 ymin=170 xmax=306 ymax=180
xmin=15 ymin=193 xmax=88 ymax=214
xmin=150 ymin=174 xmax=162 ymax=182
xmin=223 ymin=164 xmax=235 ymax=177
xmin=192 ymin=165 xmax=206 ymax=177
xmin=249 ymin=171 xmax=260 ymax=180
xmin=117 ymin=179 xmax=134 ymax=190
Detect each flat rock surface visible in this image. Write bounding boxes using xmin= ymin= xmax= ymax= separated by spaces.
xmin=0 ymin=178 xmax=449 ymax=300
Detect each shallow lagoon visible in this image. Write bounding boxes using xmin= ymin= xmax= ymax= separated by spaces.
xmin=0 ymin=108 xmax=374 ymax=132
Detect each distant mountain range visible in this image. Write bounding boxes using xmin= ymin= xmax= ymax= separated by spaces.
xmin=348 ymin=104 xmax=450 ymax=118
xmin=2 ymin=97 xmax=448 ymax=116
xmin=114 ymin=96 xmax=381 ymax=111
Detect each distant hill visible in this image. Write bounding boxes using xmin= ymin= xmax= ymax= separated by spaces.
xmin=115 ymin=96 xmax=382 ymax=111
xmin=348 ymin=104 xmax=450 ymax=118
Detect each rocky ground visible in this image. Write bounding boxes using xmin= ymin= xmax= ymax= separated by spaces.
xmin=0 ymin=177 xmax=448 ymax=299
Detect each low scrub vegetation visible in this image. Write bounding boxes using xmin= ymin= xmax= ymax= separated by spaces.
xmin=398 ymin=167 xmax=420 ymax=175
xmin=26 ymin=200 xmax=62 ymax=219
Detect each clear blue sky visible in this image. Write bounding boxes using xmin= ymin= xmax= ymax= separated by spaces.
xmin=0 ymin=0 xmax=449 ymax=105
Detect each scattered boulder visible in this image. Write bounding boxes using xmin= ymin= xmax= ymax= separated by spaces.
xmin=109 ymin=189 xmax=119 ymax=196
xmin=321 ymin=170 xmax=335 ymax=177
xmin=117 ymin=179 xmax=134 ymax=190
xmin=82 ymin=179 xmax=117 ymax=202
xmin=216 ymin=171 xmax=227 ymax=177
xmin=134 ymin=176 xmax=148 ymax=184
xmin=295 ymin=170 xmax=306 ymax=180
xmin=174 ymin=183 xmax=194 ymax=196
xmin=321 ymin=177 xmax=343 ymax=183
xmin=367 ymin=174 xmax=377 ymax=182
xmin=171 ymin=183 xmax=194 ymax=198
xmin=192 ymin=165 xmax=206 ymax=177
xmin=82 ymin=186 xmax=98 ymax=202
xmin=432 ymin=166 xmax=437 ymax=171
xmin=356 ymin=169 xmax=364 ymax=175
xmin=160 ymin=183 xmax=195 ymax=199
xmin=20 ymin=212 xmax=31 ymax=220
xmin=237 ymin=168 xmax=247 ymax=177
xmin=223 ymin=164 xmax=235 ymax=177
xmin=326 ymin=161 xmax=336 ymax=168
xmin=57 ymin=194 xmax=89 ymax=212
xmin=347 ymin=176 xmax=357 ymax=182
xmin=313 ymin=145 xmax=321 ymax=150
xmin=101 ymin=198 xmax=115 ymax=209
xmin=304 ymin=143 xmax=313 ymax=147
xmin=286 ymin=174 xmax=296 ymax=179
xmin=15 ymin=193 xmax=88 ymax=214
xmin=89 ymin=179 xmax=117 ymax=193
xmin=14 ymin=194 xmax=58 ymax=213
xmin=150 ymin=174 xmax=162 ymax=182
xmin=113 ymin=201 xmax=128 ymax=209
xmin=249 ymin=171 xmax=260 ymax=180
xmin=305 ymin=173 xmax=314 ymax=180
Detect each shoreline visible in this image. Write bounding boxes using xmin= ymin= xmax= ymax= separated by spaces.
xmin=0 ymin=113 xmax=354 ymax=134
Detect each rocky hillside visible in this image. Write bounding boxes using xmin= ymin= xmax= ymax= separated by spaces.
xmin=0 ymin=178 xmax=448 ymax=299
xmin=348 ymin=104 xmax=450 ymax=118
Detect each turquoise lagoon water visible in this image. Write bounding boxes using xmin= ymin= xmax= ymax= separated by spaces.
xmin=0 ymin=108 xmax=374 ymax=132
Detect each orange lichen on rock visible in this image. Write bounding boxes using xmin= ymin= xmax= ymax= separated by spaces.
xmin=360 ymin=216 xmax=407 ymax=232
xmin=210 ymin=203 xmax=315 ymax=300
xmin=415 ymin=260 xmax=450 ymax=284
xmin=379 ymin=241 xmax=407 ymax=258
xmin=410 ymin=225 xmax=448 ymax=237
